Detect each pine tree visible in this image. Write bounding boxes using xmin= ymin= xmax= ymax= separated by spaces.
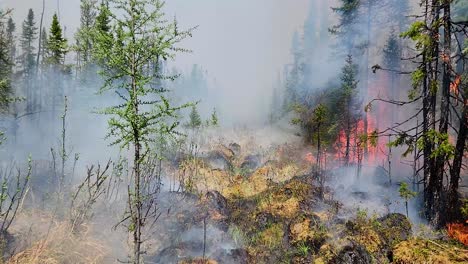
xmin=92 ymin=1 xmax=193 ymax=262
xmin=330 ymin=0 xmax=361 ymax=54
xmin=46 ymin=14 xmax=67 ymax=65
xmin=20 ymin=9 xmax=38 ymax=75
xmin=95 ymin=1 xmax=111 ymax=34
xmin=6 ymin=17 xmax=16 ymax=67
xmin=20 ymin=9 xmax=38 ymax=113
xmin=188 ymin=105 xmax=202 ymax=129
xmin=338 ymin=55 xmax=360 ymax=166
xmin=39 ymin=27 xmax=48 ymax=64
xmin=75 ymin=0 xmax=97 ymax=67
xmin=0 ymin=10 xmax=13 ymax=113
xmin=210 ymin=107 xmax=219 ymax=127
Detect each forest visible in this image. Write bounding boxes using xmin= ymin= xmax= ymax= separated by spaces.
xmin=0 ymin=0 xmax=467 ymax=263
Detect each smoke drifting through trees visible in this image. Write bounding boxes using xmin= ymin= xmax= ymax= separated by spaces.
xmin=0 ymin=0 xmax=467 ymax=262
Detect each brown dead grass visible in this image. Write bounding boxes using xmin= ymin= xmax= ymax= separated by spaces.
xmin=8 ymin=222 xmax=109 ymax=264
xmin=393 ymin=238 xmax=468 ymax=264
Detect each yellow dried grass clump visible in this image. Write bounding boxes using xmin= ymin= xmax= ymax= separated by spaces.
xmin=259 ymin=197 xmax=300 ymax=219
xmin=393 ymin=238 xmax=468 ymax=264
xmin=8 ymin=223 xmax=109 ymax=264
xmin=223 ymin=171 xmax=269 ymax=199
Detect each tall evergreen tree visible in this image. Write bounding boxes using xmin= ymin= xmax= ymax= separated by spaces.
xmin=75 ymin=0 xmax=97 ymax=67
xmin=187 ymin=105 xmax=202 ymax=129
xmin=0 ymin=10 xmax=13 ymax=113
xmin=39 ymin=27 xmax=48 ymax=64
xmin=46 ymin=14 xmax=67 ymax=65
xmin=20 ymin=9 xmax=38 ymax=75
xmin=338 ymin=55 xmax=360 ymax=166
xmin=6 ymin=17 xmax=16 ymax=68
xmin=20 ymin=9 xmax=38 ymax=113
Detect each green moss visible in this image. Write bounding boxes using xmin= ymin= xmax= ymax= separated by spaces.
xmin=251 ymin=223 xmax=284 ymax=249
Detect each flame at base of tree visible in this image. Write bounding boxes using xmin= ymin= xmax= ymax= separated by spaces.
xmin=333 ymin=117 xmax=387 ymax=167
xmin=447 ymin=223 xmax=468 ymax=246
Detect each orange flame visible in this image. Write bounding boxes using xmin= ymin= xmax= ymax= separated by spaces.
xmin=450 ymin=75 xmax=461 ymax=98
xmin=447 ymin=223 xmax=468 ymax=246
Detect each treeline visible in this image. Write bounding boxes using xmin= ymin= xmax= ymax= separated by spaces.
xmin=275 ymin=0 xmax=468 ymax=226
xmin=0 ymin=0 xmax=212 ymax=152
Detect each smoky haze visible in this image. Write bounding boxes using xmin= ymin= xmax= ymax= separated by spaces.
xmin=1 ymin=0 xmax=310 ymax=124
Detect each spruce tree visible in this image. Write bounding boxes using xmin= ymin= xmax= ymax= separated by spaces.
xmin=39 ymin=27 xmax=48 ymax=64
xmin=210 ymin=107 xmax=219 ymax=127
xmin=92 ymin=1 xmax=193 ymax=262
xmin=0 ymin=10 xmax=13 ymax=113
xmin=20 ymin=9 xmax=38 ymax=113
xmin=6 ymin=17 xmax=15 ymax=67
xmin=46 ymin=14 xmax=67 ymax=65
xmin=20 ymin=9 xmax=38 ymax=75
xmin=75 ymin=0 xmax=97 ymax=66
xmin=338 ymin=55 xmax=360 ymax=166
xmin=188 ymin=105 xmax=202 ymax=129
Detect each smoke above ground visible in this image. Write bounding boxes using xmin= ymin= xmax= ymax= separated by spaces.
xmin=1 ymin=0 xmax=310 ymax=125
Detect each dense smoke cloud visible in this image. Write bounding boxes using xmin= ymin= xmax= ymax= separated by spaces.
xmin=1 ymin=0 xmax=311 ymax=124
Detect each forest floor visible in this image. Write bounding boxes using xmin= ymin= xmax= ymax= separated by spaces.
xmin=3 ymin=125 xmax=468 ymax=264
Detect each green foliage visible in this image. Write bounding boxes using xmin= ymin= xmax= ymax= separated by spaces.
xmin=409 ymin=68 xmax=425 ymax=99
xmin=19 ymin=9 xmax=38 ymax=74
xmin=210 ymin=107 xmax=219 ymax=127
xmin=399 ymin=182 xmax=417 ymax=201
xmin=46 ymin=14 xmax=68 ymax=65
xmin=93 ymin=0 xmax=194 ymax=151
xmin=399 ymin=182 xmax=417 ymax=218
xmin=0 ymin=9 xmax=14 ymax=141
xmin=389 ymin=132 xmax=415 ymax=157
xmin=296 ymin=241 xmax=310 ymax=257
xmin=417 ymin=130 xmax=455 ymax=159
xmin=75 ymin=0 xmax=97 ymax=65
xmin=330 ymin=0 xmax=360 ymax=36
xmin=460 ymin=199 xmax=468 ymax=219
xmin=400 ymin=21 xmax=431 ymax=51
xmin=187 ymin=105 xmax=202 ymax=129
xmin=383 ymin=31 xmax=401 ymax=70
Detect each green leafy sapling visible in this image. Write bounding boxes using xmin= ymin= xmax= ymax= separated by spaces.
xmin=399 ymin=182 xmax=417 ymax=218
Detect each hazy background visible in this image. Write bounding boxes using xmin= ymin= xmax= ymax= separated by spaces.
xmin=1 ymin=0 xmax=310 ymax=123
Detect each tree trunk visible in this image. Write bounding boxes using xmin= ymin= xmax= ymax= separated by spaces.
xmin=433 ymin=0 xmax=451 ymax=225
xmin=448 ymin=103 xmax=467 ymax=222
xmin=425 ymin=0 xmax=440 ymax=224
xmin=36 ymin=0 xmax=45 ymax=70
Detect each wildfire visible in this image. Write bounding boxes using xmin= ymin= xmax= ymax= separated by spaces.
xmin=447 ymin=223 xmax=468 ymax=246
xmin=304 ymin=152 xmax=315 ymax=164
xmin=450 ymin=75 xmax=461 ymax=98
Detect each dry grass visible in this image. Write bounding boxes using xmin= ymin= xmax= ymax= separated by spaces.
xmin=8 ymin=222 xmax=109 ymax=264
xmin=259 ymin=196 xmax=300 ymax=219
xmin=178 ymin=259 xmax=218 ymax=264
xmin=223 ymin=171 xmax=269 ymax=199
xmin=393 ymin=238 xmax=468 ymax=264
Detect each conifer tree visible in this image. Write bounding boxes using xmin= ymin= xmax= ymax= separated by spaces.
xmin=75 ymin=0 xmax=97 ymax=67
xmin=20 ymin=9 xmax=38 ymax=75
xmin=6 ymin=17 xmax=15 ymax=67
xmin=338 ymin=55 xmax=360 ymax=166
xmin=210 ymin=107 xmax=219 ymax=127
xmin=92 ymin=1 xmax=193 ymax=262
xmin=39 ymin=27 xmax=48 ymax=64
xmin=187 ymin=105 xmax=202 ymax=129
xmin=19 ymin=9 xmax=38 ymax=113
xmin=0 ymin=9 xmax=13 ymax=113
xmin=46 ymin=14 xmax=67 ymax=65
